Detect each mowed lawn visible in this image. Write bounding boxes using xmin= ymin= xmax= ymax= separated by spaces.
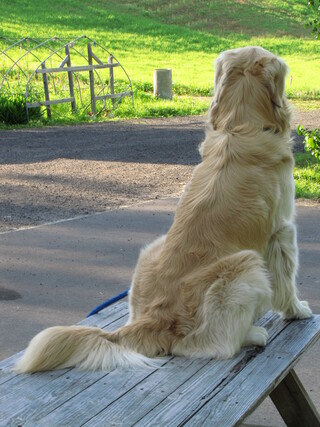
xmin=1 ymin=0 xmax=319 ymax=98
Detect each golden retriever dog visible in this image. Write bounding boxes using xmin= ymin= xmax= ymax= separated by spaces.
xmin=16 ymin=46 xmax=312 ymax=373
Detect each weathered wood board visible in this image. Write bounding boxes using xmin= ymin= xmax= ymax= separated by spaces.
xmin=0 ymin=303 xmax=319 ymax=427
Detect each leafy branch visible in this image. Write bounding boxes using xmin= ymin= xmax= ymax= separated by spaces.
xmin=307 ymin=0 xmax=320 ymax=38
xmin=297 ymin=125 xmax=320 ymax=159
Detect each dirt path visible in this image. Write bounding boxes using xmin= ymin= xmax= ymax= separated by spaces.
xmin=1 ymin=110 xmax=319 ymax=233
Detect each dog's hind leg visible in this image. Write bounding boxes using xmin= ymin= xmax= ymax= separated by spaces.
xmin=172 ymin=250 xmax=272 ymax=359
xmin=128 ymin=235 xmax=167 ymax=324
xmin=265 ymin=221 xmax=312 ymax=319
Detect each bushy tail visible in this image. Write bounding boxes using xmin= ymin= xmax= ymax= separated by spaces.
xmin=15 ymin=324 xmax=158 ymax=373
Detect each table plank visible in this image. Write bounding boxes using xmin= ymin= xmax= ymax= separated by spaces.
xmin=182 ymin=316 xmax=320 ymax=427
xmin=130 ymin=313 xmax=289 ymax=427
xmin=0 ymin=315 xmax=128 ymax=426
xmin=0 ymin=303 xmax=319 ymax=427
xmin=0 ymin=303 xmax=131 ymax=426
xmin=56 ymin=313 xmax=282 ymax=427
xmin=0 ymin=301 xmax=129 ymax=387
xmin=13 ymin=313 xmax=278 ymax=426
xmin=26 ymin=358 xmax=172 ymax=427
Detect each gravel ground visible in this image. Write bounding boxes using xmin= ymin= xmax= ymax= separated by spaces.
xmin=0 ymin=109 xmax=319 ymax=233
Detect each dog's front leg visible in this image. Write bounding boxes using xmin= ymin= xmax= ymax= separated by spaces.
xmin=265 ymin=221 xmax=312 ymax=319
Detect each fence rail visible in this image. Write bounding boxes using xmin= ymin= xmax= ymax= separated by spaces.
xmin=26 ymin=97 xmax=75 ymax=108
xmin=35 ymin=63 xmax=120 ymax=74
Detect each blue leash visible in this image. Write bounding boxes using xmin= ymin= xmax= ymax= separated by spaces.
xmin=87 ymin=289 xmax=129 ymax=317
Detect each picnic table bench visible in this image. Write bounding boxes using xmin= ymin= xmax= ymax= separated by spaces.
xmin=0 ymin=301 xmax=319 ymax=427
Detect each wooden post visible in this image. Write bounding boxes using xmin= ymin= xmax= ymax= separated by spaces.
xmin=87 ymin=43 xmax=96 ymax=116
xmin=108 ymin=54 xmax=115 ymax=107
xmin=270 ymin=369 xmax=320 ymax=427
xmin=41 ymin=62 xmax=51 ymax=119
xmin=65 ymin=44 xmax=76 ymax=113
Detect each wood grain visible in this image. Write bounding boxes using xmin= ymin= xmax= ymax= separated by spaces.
xmin=0 ymin=305 xmax=319 ymax=427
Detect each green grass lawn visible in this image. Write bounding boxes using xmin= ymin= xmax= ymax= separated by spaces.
xmin=1 ymin=0 xmax=320 ymax=120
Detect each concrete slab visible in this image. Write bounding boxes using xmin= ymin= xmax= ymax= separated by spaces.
xmin=0 ymin=198 xmax=319 ymax=425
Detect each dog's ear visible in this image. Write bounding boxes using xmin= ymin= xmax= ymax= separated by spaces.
xmin=213 ymin=55 xmax=224 ymax=88
xmin=248 ymin=54 xmax=290 ymax=132
xmin=210 ymin=65 xmax=237 ymax=124
xmin=210 ymin=55 xmax=225 ymax=128
xmin=209 ymin=99 xmax=219 ymax=119
xmin=266 ymin=57 xmax=287 ymax=109
xmin=248 ymin=56 xmax=287 ymax=109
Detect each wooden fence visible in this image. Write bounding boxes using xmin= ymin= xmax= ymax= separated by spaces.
xmin=26 ymin=43 xmax=133 ymax=119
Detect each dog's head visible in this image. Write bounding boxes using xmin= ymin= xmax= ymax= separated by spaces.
xmin=209 ymin=46 xmax=291 ymax=133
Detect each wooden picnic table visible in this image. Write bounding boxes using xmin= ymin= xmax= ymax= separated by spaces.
xmin=0 ymin=301 xmax=319 ymax=427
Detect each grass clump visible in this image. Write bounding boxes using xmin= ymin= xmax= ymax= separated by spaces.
xmin=294 ymin=153 xmax=320 ymax=200
xmin=0 ymin=91 xmax=41 ymax=125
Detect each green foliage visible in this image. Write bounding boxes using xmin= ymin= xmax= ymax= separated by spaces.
xmin=297 ymin=125 xmax=320 ymax=159
xmin=0 ymin=91 xmax=41 ymax=124
xmin=112 ymin=90 xmax=210 ymax=119
xmin=290 ymin=99 xmax=320 ymax=111
xmin=0 ymin=0 xmax=320 ymax=125
xmin=294 ymin=152 xmax=320 ymax=200
xmin=307 ymin=0 xmax=320 ymax=38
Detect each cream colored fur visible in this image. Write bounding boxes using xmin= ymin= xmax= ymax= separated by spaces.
xmin=15 ymin=46 xmax=312 ymax=374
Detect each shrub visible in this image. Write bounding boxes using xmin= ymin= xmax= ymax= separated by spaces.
xmin=297 ymin=125 xmax=320 ymax=159
xmin=0 ymin=91 xmax=41 ymax=125
xmin=307 ymin=0 xmax=320 ymax=39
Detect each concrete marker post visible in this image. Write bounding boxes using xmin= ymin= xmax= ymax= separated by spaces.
xmin=153 ymin=68 xmax=172 ymax=100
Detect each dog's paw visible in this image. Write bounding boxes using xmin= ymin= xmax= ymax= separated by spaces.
xmin=244 ymin=326 xmax=269 ymax=347
xmin=283 ymin=300 xmax=312 ymax=320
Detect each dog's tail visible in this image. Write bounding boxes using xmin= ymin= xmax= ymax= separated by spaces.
xmin=15 ymin=321 xmax=160 ymax=373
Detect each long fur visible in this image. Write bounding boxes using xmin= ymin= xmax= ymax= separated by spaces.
xmin=15 ymin=46 xmax=312 ymax=374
